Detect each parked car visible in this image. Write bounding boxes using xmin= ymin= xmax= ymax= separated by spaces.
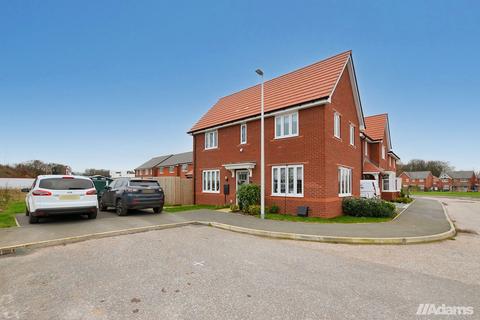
xmin=22 ymin=175 xmax=98 ymax=224
xmin=99 ymin=178 xmax=164 ymax=215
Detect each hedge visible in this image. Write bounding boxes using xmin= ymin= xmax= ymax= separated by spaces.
xmin=237 ymin=184 xmax=260 ymax=211
xmin=342 ymin=197 xmax=396 ymax=218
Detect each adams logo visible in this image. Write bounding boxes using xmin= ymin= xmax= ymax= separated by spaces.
xmin=416 ymin=304 xmax=474 ymax=316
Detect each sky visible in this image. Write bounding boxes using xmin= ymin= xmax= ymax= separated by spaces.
xmin=1 ymin=0 xmax=479 ymax=172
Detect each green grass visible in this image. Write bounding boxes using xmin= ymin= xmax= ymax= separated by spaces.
xmin=411 ymin=191 xmax=480 ymax=198
xmin=164 ymin=204 xmax=218 ymax=213
xmin=260 ymin=213 xmax=392 ymax=223
xmin=0 ymin=201 xmax=26 ymax=228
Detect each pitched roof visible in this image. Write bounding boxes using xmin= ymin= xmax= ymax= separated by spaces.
xmin=135 ymin=155 xmax=172 ymax=170
xmin=156 ymin=151 xmax=193 ymax=167
xmin=446 ymin=171 xmax=475 ymax=179
xmin=189 ymin=51 xmax=359 ymax=133
xmin=364 ymin=114 xmax=388 ymax=141
xmin=402 ymin=171 xmax=432 ymax=179
xmin=363 ymin=159 xmax=384 ymax=174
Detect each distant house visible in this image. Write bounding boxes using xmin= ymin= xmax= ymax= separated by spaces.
xmin=398 ymin=171 xmax=434 ymax=191
xmin=110 ymin=170 xmax=135 ymax=178
xmin=135 ymin=152 xmax=193 ymax=178
xmin=439 ymin=171 xmax=477 ymax=192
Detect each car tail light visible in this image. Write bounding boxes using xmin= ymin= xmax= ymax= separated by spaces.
xmin=86 ymin=189 xmax=97 ymax=195
xmin=32 ymin=189 xmax=52 ymax=196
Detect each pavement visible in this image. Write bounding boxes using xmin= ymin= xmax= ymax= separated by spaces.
xmin=0 ymin=198 xmax=453 ymax=250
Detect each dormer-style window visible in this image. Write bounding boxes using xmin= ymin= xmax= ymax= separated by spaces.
xmin=334 ymin=112 xmax=341 ymax=138
xmin=240 ymin=123 xmax=247 ymax=144
xmin=205 ymin=130 xmax=218 ymax=149
xmin=275 ymin=112 xmax=298 ymax=139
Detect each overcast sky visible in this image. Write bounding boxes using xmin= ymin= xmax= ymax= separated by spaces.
xmin=1 ymin=0 xmax=479 ymax=172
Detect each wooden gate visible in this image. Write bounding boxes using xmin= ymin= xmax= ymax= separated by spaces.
xmin=150 ymin=177 xmax=193 ymax=205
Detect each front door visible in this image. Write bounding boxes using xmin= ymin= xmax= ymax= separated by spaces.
xmin=236 ymin=170 xmax=250 ymax=204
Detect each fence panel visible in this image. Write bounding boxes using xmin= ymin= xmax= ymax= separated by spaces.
xmin=150 ymin=176 xmax=193 ymax=205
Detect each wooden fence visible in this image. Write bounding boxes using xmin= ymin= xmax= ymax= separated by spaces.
xmin=149 ymin=176 xmax=193 ymax=205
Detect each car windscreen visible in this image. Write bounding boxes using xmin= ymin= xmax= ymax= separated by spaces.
xmin=39 ymin=178 xmax=94 ymax=190
xmin=128 ymin=180 xmax=160 ymax=187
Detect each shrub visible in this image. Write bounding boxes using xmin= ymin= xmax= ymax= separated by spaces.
xmin=268 ymin=204 xmax=280 ymax=214
xmin=392 ymin=197 xmax=413 ymax=204
xmin=237 ymin=184 xmax=260 ymax=211
xmin=342 ymin=197 xmax=396 ymax=218
xmin=247 ymin=204 xmax=261 ymax=215
xmin=230 ymin=204 xmax=240 ymax=212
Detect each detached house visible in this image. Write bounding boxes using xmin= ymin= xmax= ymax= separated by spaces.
xmin=188 ymin=51 xmax=372 ymax=217
xmin=135 ymin=152 xmax=193 ymax=178
xmin=362 ymin=114 xmax=401 ymax=200
xmin=439 ymin=171 xmax=477 ymax=192
xmin=399 ymin=171 xmax=435 ymax=191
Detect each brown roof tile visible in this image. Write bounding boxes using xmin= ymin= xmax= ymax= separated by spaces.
xmin=364 ymin=114 xmax=388 ymax=141
xmin=189 ymin=51 xmax=352 ymax=133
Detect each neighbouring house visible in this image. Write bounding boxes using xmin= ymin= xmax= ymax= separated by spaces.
xmin=398 ymin=171 xmax=435 ymax=191
xmin=189 ymin=51 xmax=371 ymax=218
xmin=439 ymin=171 xmax=478 ymax=192
xmin=361 ymin=114 xmax=401 ymax=200
xmin=135 ymin=152 xmax=193 ymax=178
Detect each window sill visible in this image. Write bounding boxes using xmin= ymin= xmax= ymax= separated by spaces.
xmin=333 ymin=136 xmax=342 ymax=142
xmin=271 ymin=134 xmax=302 ymax=141
xmin=338 ymin=193 xmax=352 ymax=198
xmin=271 ymin=193 xmax=304 ymax=198
xmin=204 ymin=147 xmax=218 ymax=151
xmin=202 ymin=191 xmax=220 ymax=194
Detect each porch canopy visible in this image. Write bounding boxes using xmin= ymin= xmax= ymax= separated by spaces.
xmin=222 ymin=162 xmax=256 ymax=178
xmin=363 ymin=160 xmax=384 ymax=176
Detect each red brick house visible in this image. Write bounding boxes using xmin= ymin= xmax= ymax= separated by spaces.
xmin=439 ymin=171 xmax=477 ymax=192
xmin=398 ymin=171 xmax=435 ymax=191
xmin=135 ymin=152 xmax=193 ymax=178
xmin=361 ymin=114 xmax=401 ymax=200
xmin=188 ymin=51 xmax=369 ymax=217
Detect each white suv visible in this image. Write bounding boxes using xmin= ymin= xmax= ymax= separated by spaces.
xmin=23 ymin=175 xmax=98 ymax=224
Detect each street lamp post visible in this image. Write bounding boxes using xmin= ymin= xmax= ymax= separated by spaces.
xmin=255 ymin=68 xmax=265 ymax=219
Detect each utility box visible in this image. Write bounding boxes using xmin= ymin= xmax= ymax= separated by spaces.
xmin=297 ymin=206 xmax=309 ymax=217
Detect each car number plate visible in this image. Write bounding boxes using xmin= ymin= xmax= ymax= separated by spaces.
xmin=143 ymin=189 xmax=155 ymax=194
xmin=59 ymin=195 xmax=81 ymax=200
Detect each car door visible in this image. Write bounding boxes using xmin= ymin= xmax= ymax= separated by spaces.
xmin=103 ymin=179 xmax=117 ymax=206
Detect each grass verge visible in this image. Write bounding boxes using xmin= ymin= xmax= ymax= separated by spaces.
xmin=0 ymin=201 xmax=26 ymax=228
xmin=411 ymin=191 xmax=480 ymax=198
xmin=164 ymin=204 xmax=217 ymax=213
xmin=260 ymin=213 xmax=393 ymax=223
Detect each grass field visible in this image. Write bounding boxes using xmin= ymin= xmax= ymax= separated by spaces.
xmin=164 ymin=204 xmax=218 ymax=213
xmin=0 ymin=188 xmax=25 ymax=228
xmin=411 ymin=191 xmax=480 ymax=198
xmin=261 ymin=213 xmax=393 ymax=223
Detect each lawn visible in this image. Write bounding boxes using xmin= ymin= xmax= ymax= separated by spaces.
xmin=411 ymin=191 xmax=480 ymax=198
xmin=164 ymin=204 xmax=218 ymax=213
xmin=260 ymin=213 xmax=393 ymax=223
xmin=0 ymin=201 xmax=26 ymax=228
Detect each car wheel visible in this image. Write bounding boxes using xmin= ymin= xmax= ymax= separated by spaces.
xmin=29 ymin=214 xmax=39 ymax=224
xmin=116 ymin=199 xmax=128 ymax=216
xmin=153 ymin=207 xmax=162 ymax=214
xmin=99 ymin=200 xmax=108 ymax=211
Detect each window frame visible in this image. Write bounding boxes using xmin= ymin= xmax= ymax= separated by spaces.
xmin=240 ymin=123 xmax=247 ymax=144
xmin=274 ymin=112 xmax=299 ymax=139
xmin=205 ymin=130 xmax=218 ymax=150
xmin=271 ymin=164 xmax=304 ymax=197
xmin=349 ymin=123 xmax=355 ymax=146
xmin=334 ymin=112 xmax=341 ymax=139
xmin=169 ymin=166 xmax=175 ymax=173
xmin=338 ymin=166 xmax=352 ymax=197
xmin=382 ymin=145 xmax=386 ymax=159
xmin=202 ymin=169 xmax=220 ymax=193
xmin=181 ymin=164 xmax=188 ymax=172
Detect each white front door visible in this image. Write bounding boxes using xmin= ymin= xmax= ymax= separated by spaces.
xmin=236 ymin=170 xmax=250 ymax=204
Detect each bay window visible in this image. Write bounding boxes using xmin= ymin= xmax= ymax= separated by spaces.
xmin=272 ymin=165 xmax=303 ymax=196
xmin=202 ymin=170 xmax=220 ymax=193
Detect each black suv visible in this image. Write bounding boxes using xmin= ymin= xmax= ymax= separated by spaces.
xmin=100 ymin=178 xmax=164 ymax=216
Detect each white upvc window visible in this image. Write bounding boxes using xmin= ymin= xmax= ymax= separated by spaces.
xmin=181 ymin=164 xmax=188 ymax=172
xmin=334 ymin=112 xmax=341 ymax=138
xmin=272 ymin=165 xmax=303 ymax=197
xmin=338 ymin=166 xmax=352 ymax=197
xmin=205 ymin=130 xmax=218 ymax=149
xmin=349 ymin=124 xmax=355 ymax=146
xmin=382 ymin=145 xmax=386 ymax=159
xmin=382 ymin=172 xmax=399 ymax=192
xmin=169 ymin=166 xmax=175 ymax=173
xmin=364 ymin=140 xmax=368 ymax=156
xmin=202 ymin=170 xmax=220 ymax=193
xmin=240 ymin=123 xmax=247 ymax=144
xmin=275 ymin=112 xmax=298 ymax=139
